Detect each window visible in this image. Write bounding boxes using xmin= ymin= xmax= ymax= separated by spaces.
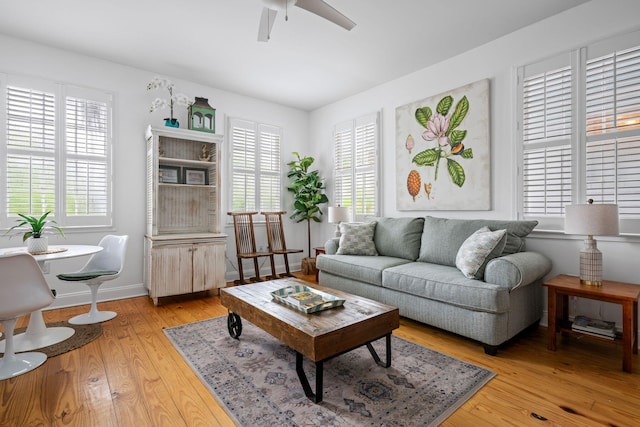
xmin=517 ymin=30 xmax=640 ymax=232
xmin=229 ymin=118 xmax=282 ymax=214
xmin=1 ymin=75 xmax=113 ymax=229
xmin=333 ymin=112 xmax=380 ymax=221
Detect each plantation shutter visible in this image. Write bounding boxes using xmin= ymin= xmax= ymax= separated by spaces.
xmin=354 ymin=115 xmax=377 ymax=217
xmin=230 ymin=119 xmax=257 ymax=212
xmin=6 ymin=85 xmax=57 ymax=216
xmin=520 ymin=54 xmax=573 ymax=217
xmin=333 ymin=112 xmax=379 ymax=221
xmin=64 ymin=86 xmax=111 ymax=223
xmin=334 ymin=122 xmax=353 ymax=210
xmin=229 ymin=118 xmax=282 ymax=215
xmin=585 ymin=41 xmax=640 ymax=214
xmin=258 ymin=124 xmax=281 ymax=212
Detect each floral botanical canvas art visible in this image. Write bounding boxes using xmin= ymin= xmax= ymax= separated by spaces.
xmin=396 ymin=79 xmax=490 ymax=210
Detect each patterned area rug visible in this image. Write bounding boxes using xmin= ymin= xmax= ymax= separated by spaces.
xmin=164 ymin=316 xmax=495 ymax=426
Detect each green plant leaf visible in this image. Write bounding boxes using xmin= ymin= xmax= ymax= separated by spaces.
xmin=447 ymin=158 xmax=465 ymax=187
xmin=412 ymin=148 xmax=439 ymax=166
xmin=447 ymin=96 xmax=469 ymax=134
xmin=415 ymin=107 xmax=432 ymax=129
xmin=461 ymin=148 xmax=473 ymax=159
xmin=450 ymin=129 xmax=467 ymax=145
xmin=436 ymin=96 xmax=453 ymax=115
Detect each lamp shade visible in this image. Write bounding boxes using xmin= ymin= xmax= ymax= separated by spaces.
xmin=328 ymin=206 xmax=349 ymax=224
xmin=564 ymin=203 xmax=619 ymax=236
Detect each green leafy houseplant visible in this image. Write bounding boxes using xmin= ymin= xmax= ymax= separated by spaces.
xmin=5 ymin=211 xmax=65 ymax=241
xmin=287 ymin=152 xmax=329 ymax=258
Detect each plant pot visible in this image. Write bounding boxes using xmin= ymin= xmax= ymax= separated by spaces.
xmin=27 ymin=236 xmax=48 ymax=254
xmin=301 ymin=257 xmax=317 ymax=275
xmin=164 ymin=118 xmax=179 ymax=128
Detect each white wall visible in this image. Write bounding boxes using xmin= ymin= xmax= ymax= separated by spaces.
xmin=0 ymin=34 xmax=310 ymax=308
xmin=309 ymin=0 xmax=640 ymax=327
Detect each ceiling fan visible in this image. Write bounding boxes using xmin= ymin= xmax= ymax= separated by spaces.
xmin=258 ymin=0 xmax=356 ymax=42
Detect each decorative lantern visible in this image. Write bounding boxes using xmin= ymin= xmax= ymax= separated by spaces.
xmin=188 ymin=97 xmax=216 ymax=133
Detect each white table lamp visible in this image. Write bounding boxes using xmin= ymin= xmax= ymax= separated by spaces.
xmin=328 ymin=206 xmax=350 ymax=237
xmin=564 ymin=199 xmax=619 ymax=286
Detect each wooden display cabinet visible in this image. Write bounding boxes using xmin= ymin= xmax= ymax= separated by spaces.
xmin=144 ymin=126 xmax=227 ymax=305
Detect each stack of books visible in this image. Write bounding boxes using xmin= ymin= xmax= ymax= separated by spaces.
xmin=288 ymin=290 xmax=323 ymax=307
xmin=571 ymin=315 xmax=616 ymax=340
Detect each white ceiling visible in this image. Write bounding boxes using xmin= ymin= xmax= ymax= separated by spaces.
xmin=0 ymin=0 xmax=589 ymax=111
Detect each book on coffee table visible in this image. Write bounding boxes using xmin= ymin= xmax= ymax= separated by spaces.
xmin=288 ymin=291 xmax=323 ymax=306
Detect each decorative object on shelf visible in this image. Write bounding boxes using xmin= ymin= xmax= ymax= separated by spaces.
xmin=188 ymin=97 xmax=216 ymax=133
xmin=159 ymin=165 xmax=181 ymax=184
xmin=147 ymin=76 xmax=191 ymax=128
xmin=286 ymin=152 xmax=329 ymax=259
xmin=183 ymin=168 xmax=208 ymax=185
xmin=3 ymin=211 xmax=65 ymax=254
xmin=327 ymin=205 xmax=349 ymax=237
xmin=564 ymin=199 xmax=619 ymax=286
xmin=199 ymin=144 xmax=212 ymax=162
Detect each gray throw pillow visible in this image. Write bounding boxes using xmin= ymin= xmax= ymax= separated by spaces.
xmin=455 ymin=226 xmax=507 ymax=279
xmin=418 ymin=216 xmax=538 ymax=266
xmin=373 ymin=217 xmax=425 ymax=260
xmin=337 ymin=222 xmax=378 ymax=256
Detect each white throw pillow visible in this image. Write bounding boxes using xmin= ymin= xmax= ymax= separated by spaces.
xmin=337 ymin=222 xmax=378 ymax=256
xmin=455 ymin=226 xmax=507 ymax=279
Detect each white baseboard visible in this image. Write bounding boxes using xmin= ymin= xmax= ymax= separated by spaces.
xmin=46 ymin=282 xmax=149 ymax=310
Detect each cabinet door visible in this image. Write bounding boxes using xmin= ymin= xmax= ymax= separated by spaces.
xmin=192 ymin=241 xmax=226 ymax=292
xmin=151 ymin=244 xmax=193 ymax=297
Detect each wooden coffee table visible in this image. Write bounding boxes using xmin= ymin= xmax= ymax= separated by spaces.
xmin=220 ymin=278 xmax=400 ymax=403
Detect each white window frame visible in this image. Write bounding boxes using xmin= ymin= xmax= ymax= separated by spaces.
xmin=227 ymin=117 xmax=282 ymax=220
xmin=333 ymin=111 xmax=380 ymax=222
xmin=516 ymin=30 xmax=640 ymax=233
xmin=0 ymin=73 xmax=114 ymax=231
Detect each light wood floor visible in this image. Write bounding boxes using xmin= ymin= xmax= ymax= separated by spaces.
xmin=1 ymin=274 xmax=639 ymax=426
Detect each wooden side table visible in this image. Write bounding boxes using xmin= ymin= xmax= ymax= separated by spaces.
xmin=543 ymin=274 xmax=640 ymax=373
xmin=314 ymin=247 xmax=326 ymax=282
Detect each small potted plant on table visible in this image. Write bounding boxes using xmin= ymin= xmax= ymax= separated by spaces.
xmin=4 ymin=211 xmax=65 ymax=254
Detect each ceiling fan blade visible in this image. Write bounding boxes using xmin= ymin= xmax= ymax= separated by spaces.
xmin=258 ymin=7 xmax=278 ymax=42
xmin=294 ymin=0 xmax=356 ymax=31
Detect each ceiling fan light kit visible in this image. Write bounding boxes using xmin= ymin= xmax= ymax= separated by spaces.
xmin=258 ymin=0 xmax=356 ymax=42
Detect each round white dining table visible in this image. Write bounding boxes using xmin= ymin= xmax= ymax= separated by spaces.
xmin=0 ymin=245 xmax=103 ymax=352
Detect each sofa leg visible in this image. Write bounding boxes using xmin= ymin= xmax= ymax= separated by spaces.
xmin=483 ymin=344 xmax=498 ymax=356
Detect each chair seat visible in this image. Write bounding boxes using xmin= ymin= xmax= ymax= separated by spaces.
xmin=57 ymin=270 xmax=119 ymax=281
xmin=272 ymin=248 xmax=303 ymax=255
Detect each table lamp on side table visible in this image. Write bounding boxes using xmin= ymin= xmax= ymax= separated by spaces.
xmin=328 ymin=206 xmax=350 ymax=237
xmin=564 ymin=199 xmax=619 ymax=286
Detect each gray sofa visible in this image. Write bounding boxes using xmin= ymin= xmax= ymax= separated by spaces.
xmin=317 ymin=216 xmax=552 ymax=355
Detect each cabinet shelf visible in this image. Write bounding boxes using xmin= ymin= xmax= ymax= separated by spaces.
xmin=145 ymin=125 xmax=226 ymax=305
xmin=159 ymin=182 xmax=217 ymax=189
xmin=159 ymin=157 xmax=215 ymax=168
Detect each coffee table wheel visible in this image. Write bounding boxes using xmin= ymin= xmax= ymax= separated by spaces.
xmin=227 ymin=313 xmax=242 ymax=339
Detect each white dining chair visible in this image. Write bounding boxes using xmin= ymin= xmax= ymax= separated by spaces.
xmin=57 ymin=235 xmax=128 ymax=325
xmin=0 ymin=253 xmax=55 ymax=380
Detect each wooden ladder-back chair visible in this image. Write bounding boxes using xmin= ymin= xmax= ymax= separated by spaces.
xmin=262 ymin=211 xmax=303 ymax=278
xmin=228 ymin=212 xmax=276 ymax=285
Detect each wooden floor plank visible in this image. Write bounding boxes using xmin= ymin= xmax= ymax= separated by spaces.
xmin=1 ymin=274 xmax=639 ymax=426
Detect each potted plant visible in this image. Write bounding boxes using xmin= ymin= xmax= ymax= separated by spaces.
xmin=287 ymin=152 xmax=329 ymax=274
xmin=4 ymin=211 xmax=65 ymax=254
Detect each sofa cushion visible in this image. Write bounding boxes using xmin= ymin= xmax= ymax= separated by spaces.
xmin=337 ymin=221 xmax=378 ymax=256
xmin=373 ymin=217 xmax=425 ymax=260
xmin=417 ymin=216 xmax=538 ymax=266
xmin=316 ymin=254 xmax=411 ymax=287
xmin=382 ymin=262 xmax=510 ymax=313
xmin=455 ymin=227 xmax=507 ymax=279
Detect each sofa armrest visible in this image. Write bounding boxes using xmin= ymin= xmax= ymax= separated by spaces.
xmin=484 ymin=251 xmax=552 ymax=290
xmin=324 ymin=238 xmax=341 ymax=255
